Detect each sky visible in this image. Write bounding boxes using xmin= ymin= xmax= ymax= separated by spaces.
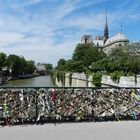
xmin=0 ymin=0 xmax=139 ymax=66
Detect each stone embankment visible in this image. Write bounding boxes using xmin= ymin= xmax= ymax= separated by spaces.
xmin=56 ymin=73 xmax=140 ymax=87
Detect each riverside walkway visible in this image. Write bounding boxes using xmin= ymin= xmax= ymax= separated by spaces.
xmin=0 ymin=87 xmax=140 ymax=126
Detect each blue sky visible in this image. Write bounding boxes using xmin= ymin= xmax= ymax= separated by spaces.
xmin=0 ymin=0 xmax=139 ymax=65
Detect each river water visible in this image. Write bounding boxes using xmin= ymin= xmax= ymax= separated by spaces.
xmin=1 ymin=75 xmax=54 ymax=87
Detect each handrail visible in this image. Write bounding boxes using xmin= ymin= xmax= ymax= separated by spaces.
xmin=1 ymin=86 xmax=140 ymax=89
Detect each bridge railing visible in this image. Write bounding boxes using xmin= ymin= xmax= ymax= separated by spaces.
xmin=0 ymin=87 xmax=140 ymax=126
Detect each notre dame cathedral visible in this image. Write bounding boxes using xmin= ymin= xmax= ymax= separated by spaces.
xmin=81 ymin=10 xmax=129 ymax=53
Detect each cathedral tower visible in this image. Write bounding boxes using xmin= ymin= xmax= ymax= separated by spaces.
xmin=104 ymin=8 xmax=109 ymax=43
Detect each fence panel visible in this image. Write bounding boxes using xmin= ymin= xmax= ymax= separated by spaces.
xmin=0 ymin=87 xmax=140 ymax=126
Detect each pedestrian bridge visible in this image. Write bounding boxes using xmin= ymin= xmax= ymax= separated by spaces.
xmin=0 ymin=87 xmax=140 ymax=126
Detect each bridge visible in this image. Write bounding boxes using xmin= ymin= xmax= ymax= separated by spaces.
xmin=0 ymin=87 xmax=140 ymax=126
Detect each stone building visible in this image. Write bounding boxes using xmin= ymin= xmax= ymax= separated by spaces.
xmin=81 ymin=35 xmax=93 ymax=44
xmin=36 ymin=63 xmax=46 ymax=75
xmin=103 ymin=32 xmax=129 ymax=54
xmin=80 ymin=9 xmax=129 ymax=53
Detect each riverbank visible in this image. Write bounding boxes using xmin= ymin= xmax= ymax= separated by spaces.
xmin=55 ymin=73 xmax=140 ymax=87
xmin=6 ymin=73 xmax=40 ymax=81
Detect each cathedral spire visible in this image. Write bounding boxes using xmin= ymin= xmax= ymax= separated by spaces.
xmin=104 ymin=7 xmax=109 ymax=43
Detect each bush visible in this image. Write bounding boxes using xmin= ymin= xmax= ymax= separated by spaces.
xmin=92 ymin=72 xmax=102 ymax=87
xmin=60 ymin=71 xmax=65 ymax=87
xmin=56 ymin=71 xmax=61 ymax=82
xmin=127 ymin=71 xmax=134 ymax=76
xmin=50 ymin=71 xmax=57 ymax=85
xmin=110 ymin=71 xmax=124 ymax=83
xmin=69 ymin=73 xmax=73 ymax=86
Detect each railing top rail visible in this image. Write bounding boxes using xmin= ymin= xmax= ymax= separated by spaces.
xmin=1 ymin=86 xmax=140 ymax=89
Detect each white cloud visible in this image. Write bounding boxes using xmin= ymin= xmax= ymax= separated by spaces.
xmin=64 ymin=13 xmax=105 ymax=30
xmin=0 ymin=0 xmax=139 ymax=66
xmin=0 ymin=38 xmax=77 ymax=65
xmin=11 ymin=0 xmax=43 ymax=8
xmin=0 ymin=32 xmax=24 ymax=46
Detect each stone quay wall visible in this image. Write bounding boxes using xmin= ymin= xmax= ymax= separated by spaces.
xmin=56 ymin=73 xmax=140 ymax=87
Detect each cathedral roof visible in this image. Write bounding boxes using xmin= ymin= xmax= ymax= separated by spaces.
xmin=105 ymin=32 xmax=129 ymax=46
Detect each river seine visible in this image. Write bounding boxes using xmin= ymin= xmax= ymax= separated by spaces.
xmin=1 ymin=75 xmax=54 ymax=87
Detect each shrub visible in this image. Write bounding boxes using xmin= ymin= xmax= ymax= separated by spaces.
xmin=69 ymin=73 xmax=73 ymax=86
xmin=110 ymin=71 xmax=124 ymax=83
xmin=127 ymin=71 xmax=134 ymax=76
xmin=92 ymin=72 xmax=102 ymax=87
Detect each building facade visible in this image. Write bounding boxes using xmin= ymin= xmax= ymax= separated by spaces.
xmin=80 ymin=10 xmax=129 ymax=53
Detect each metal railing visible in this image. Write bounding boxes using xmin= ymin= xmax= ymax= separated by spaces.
xmin=0 ymin=87 xmax=140 ymax=126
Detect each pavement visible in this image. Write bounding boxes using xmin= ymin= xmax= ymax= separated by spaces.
xmin=0 ymin=121 xmax=139 ymax=140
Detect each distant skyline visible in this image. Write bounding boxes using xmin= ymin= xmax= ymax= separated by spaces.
xmin=0 ymin=0 xmax=139 ymax=65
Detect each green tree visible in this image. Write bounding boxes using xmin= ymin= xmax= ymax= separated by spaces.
xmin=72 ymin=44 xmax=93 ymax=61
xmin=25 ymin=60 xmax=35 ymax=74
xmin=45 ymin=63 xmax=53 ymax=74
xmin=72 ymin=44 xmax=106 ymax=69
xmin=91 ymin=45 xmax=139 ymax=74
xmin=56 ymin=58 xmax=66 ymax=71
xmin=91 ymin=58 xmax=109 ymax=73
xmin=0 ymin=52 xmax=6 ymax=70
xmin=20 ymin=57 xmax=28 ymax=74
xmin=108 ymin=46 xmax=129 ymax=60
xmin=6 ymin=55 xmax=35 ymax=77
xmin=6 ymin=55 xmax=23 ymax=77
xmin=66 ymin=60 xmax=84 ymax=72
xmin=45 ymin=63 xmax=53 ymax=71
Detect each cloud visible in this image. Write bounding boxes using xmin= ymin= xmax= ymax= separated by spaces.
xmin=0 ymin=0 xmax=139 ymax=65
xmin=11 ymin=0 xmax=43 ymax=8
xmin=64 ymin=13 xmax=105 ymax=31
xmin=0 ymin=32 xmax=24 ymax=46
xmin=0 ymin=38 xmax=77 ymax=65
xmin=48 ymin=0 xmax=107 ymax=22
xmin=127 ymin=14 xmax=140 ymax=20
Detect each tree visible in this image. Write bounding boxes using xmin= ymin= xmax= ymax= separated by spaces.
xmin=108 ymin=46 xmax=129 ymax=60
xmin=25 ymin=60 xmax=35 ymax=74
xmin=91 ymin=45 xmax=140 ymax=74
xmin=56 ymin=58 xmax=66 ymax=71
xmin=66 ymin=60 xmax=84 ymax=73
xmin=91 ymin=58 xmax=109 ymax=73
xmin=20 ymin=56 xmax=28 ymax=74
xmin=45 ymin=64 xmax=53 ymax=71
xmin=6 ymin=55 xmax=23 ymax=77
xmin=72 ymin=44 xmax=93 ymax=61
xmin=0 ymin=52 xmax=6 ymax=70
xmin=45 ymin=63 xmax=53 ymax=74
xmin=6 ymin=55 xmax=35 ymax=77
xmin=72 ymin=44 xmax=106 ymax=69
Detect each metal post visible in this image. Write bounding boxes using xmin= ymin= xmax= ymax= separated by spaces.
xmin=35 ymin=91 xmax=38 ymax=122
